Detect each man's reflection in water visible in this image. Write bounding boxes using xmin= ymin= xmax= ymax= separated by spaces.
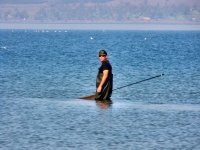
xmin=95 ymin=100 xmax=113 ymax=109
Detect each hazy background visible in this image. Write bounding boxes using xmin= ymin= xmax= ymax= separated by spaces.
xmin=0 ymin=0 xmax=200 ymax=30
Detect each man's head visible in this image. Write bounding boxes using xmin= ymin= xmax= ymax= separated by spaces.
xmin=99 ymin=50 xmax=108 ymax=62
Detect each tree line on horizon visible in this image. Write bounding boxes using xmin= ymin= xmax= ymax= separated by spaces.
xmin=1 ymin=0 xmax=200 ymax=23
xmin=0 ymin=0 xmax=112 ymax=4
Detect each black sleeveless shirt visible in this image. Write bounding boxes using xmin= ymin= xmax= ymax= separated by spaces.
xmin=98 ymin=60 xmax=112 ymax=74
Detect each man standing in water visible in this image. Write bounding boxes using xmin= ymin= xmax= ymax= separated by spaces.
xmin=95 ymin=50 xmax=113 ymax=100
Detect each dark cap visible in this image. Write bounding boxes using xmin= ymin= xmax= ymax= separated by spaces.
xmin=99 ymin=50 xmax=107 ymax=56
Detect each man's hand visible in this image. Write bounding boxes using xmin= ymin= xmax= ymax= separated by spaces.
xmin=97 ymin=86 xmax=102 ymax=93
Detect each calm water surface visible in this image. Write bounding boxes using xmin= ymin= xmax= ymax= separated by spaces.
xmin=0 ymin=30 xmax=200 ymax=149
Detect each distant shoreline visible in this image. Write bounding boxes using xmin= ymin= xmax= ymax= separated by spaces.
xmin=1 ymin=23 xmax=200 ymax=30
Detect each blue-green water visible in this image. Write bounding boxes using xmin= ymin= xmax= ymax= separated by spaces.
xmin=0 ymin=30 xmax=200 ymax=150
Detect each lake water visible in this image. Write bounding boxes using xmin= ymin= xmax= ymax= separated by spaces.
xmin=0 ymin=30 xmax=200 ymax=150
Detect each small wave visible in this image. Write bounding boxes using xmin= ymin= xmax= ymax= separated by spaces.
xmin=145 ymin=103 xmax=200 ymax=111
xmin=114 ymin=102 xmax=200 ymax=111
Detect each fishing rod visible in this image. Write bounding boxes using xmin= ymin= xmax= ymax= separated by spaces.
xmin=113 ymin=73 xmax=164 ymax=91
xmin=79 ymin=74 xmax=164 ymax=100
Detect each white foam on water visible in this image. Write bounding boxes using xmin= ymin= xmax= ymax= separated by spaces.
xmin=1 ymin=46 xmax=7 ymax=49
